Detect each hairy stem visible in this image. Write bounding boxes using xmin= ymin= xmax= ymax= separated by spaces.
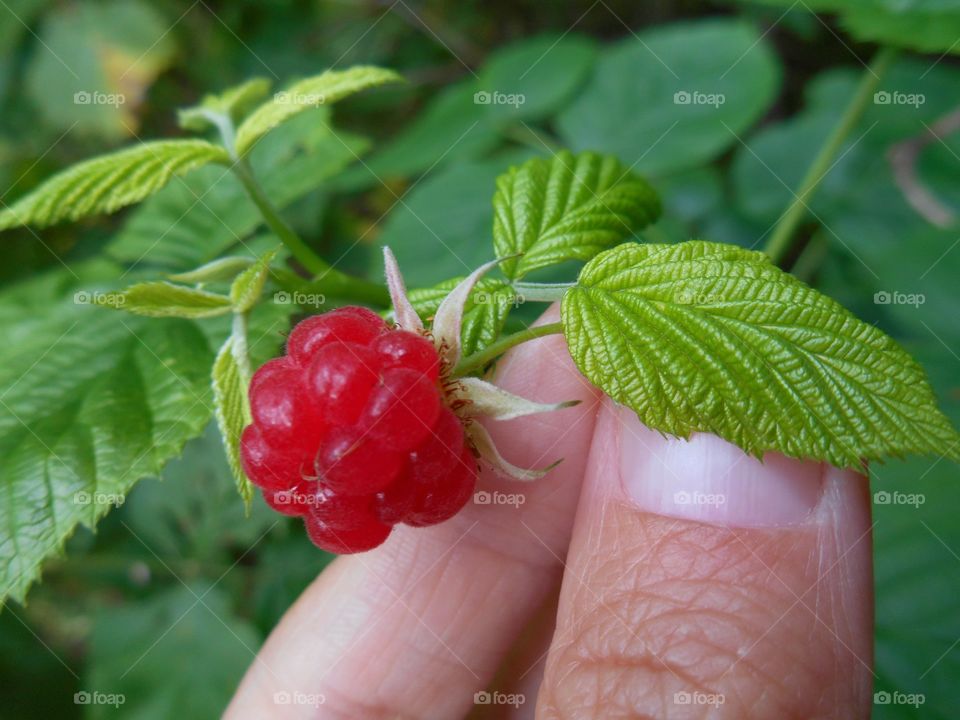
xmin=765 ymin=46 xmax=899 ymax=265
xmin=232 ymin=159 xmax=331 ymax=276
xmin=454 ymin=322 xmax=564 ymax=375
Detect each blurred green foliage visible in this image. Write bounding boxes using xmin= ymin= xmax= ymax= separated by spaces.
xmin=1 ymin=0 xmax=958 ymax=717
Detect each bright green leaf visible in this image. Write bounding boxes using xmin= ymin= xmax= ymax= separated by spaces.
xmin=408 ymin=277 xmax=516 ymax=358
xmin=0 ymin=140 xmax=229 ymax=231
xmin=90 ymin=281 xmax=232 ymax=318
xmin=212 ymin=324 xmax=254 ymax=508
xmin=493 ymin=150 xmax=661 ymax=279
xmin=178 ymin=77 xmax=273 ymax=131
xmin=234 ymin=66 xmax=401 ymax=155
xmin=230 ymin=250 xmax=277 ymax=313
xmin=562 ymin=241 xmax=960 ymax=469
xmin=0 ymin=311 xmax=214 ymax=604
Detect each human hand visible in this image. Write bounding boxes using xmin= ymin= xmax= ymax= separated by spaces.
xmin=227 ymin=307 xmax=874 ymax=719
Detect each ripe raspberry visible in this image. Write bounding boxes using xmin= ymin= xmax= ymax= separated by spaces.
xmin=240 ymin=306 xmax=479 ymax=554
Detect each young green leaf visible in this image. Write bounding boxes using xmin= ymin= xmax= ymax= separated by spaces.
xmin=230 ymin=249 xmax=277 ymax=313
xmin=0 ymin=140 xmax=230 ymax=230
xmin=561 ymin=241 xmax=960 ymax=468
xmin=90 ymin=282 xmax=232 ymax=318
xmin=168 ymin=256 xmax=255 ymax=285
xmin=234 ymin=66 xmax=402 ymax=156
xmin=212 ymin=320 xmax=254 ymax=509
xmin=178 ymin=77 xmax=273 ymax=131
xmin=493 ymin=150 xmax=661 ymax=280
xmin=408 ymin=277 xmax=516 ymax=357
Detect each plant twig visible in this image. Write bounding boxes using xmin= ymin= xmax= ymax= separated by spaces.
xmin=765 ymin=46 xmax=899 ymax=265
xmin=454 ymin=322 xmax=564 ymax=375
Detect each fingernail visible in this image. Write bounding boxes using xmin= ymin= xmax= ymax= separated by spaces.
xmin=618 ymin=407 xmax=824 ymax=528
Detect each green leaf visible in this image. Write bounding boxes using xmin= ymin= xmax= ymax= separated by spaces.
xmin=234 ymin=65 xmax=401 ymax=155
xmin=0 ymin=140 xmax=229 ymax=231
xmin=561 ymin=241 xmax=960 ymax=469
xmin=493 ymin=150 xmax=661 ymax=280
xmin=556 ymin=18 xmax=781 ymax=175
xmin=178 ymin=77 xmax=272 ymax=131
xmin=408 ymin=277 xmax=515 ymax=357
xmin=212 ymin=323 xmax=254 ymax=508
xmin=230 ymin=250 xmax=277 ymax=313
xmin=89 ymin=281 xmax=233 ymax=318
xmin=168 ymin=257 xmax=255 ymax=285
xmin=0 ymin=309 xmax=214 ymax=604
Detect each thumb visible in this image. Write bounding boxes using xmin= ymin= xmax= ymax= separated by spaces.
xmin=538 ymin=400 xmax=874 ymax=719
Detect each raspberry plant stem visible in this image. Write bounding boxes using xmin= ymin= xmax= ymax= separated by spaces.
xmin=511 ymin=282 xmax=574 ymax=302
xmin=454 ymin=321 xmax=564 ymax=375
xmin=764 ymin=45 xmax=898 ymax=266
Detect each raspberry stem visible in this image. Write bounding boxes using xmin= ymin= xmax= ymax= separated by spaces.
xmin=453 ymin=322 xmax=563 ymax=376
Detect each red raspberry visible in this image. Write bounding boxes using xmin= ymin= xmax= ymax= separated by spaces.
xmin=240 ymin=306 xmax=479 ymax=555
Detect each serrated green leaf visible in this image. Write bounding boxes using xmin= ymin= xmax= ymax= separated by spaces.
xmin=234 ymin=66 xmax=401 ymax=156
xmin=230 ymin=250 xmax=277 ymax=313
xmin=0 ymin=140 xmax=229 ymax=231
xmin=178 ymin=77 xmax=272 ymax=131
xmin=168 ymin=257 xmax=255 ymax=285
xmin=493 ymin=151 xmax=661 ymax=280
xmin=212 ymin=324 xmax=254 ymax=508
xmin=408 ymin=278 xmax=515 ymax=357
xmin=561 ymin=241 xmax=960 ymax=469
xmin=0 ymin=310 xmax=214 ymax=604
xmin=90 ymin=281 xmax=233 ymax=318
